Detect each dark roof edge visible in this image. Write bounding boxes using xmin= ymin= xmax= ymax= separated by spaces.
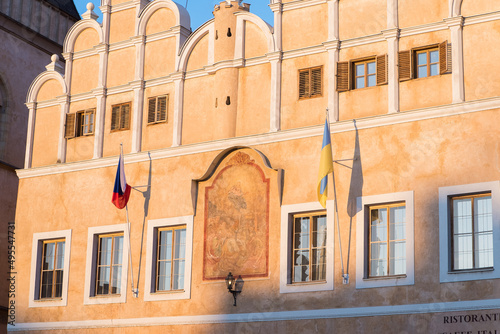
xmin=43 ymin=0 xmax=81 ymax=21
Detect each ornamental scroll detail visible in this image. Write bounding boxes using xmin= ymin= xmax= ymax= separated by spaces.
xmin=203 ymin=151 xmax=269 ymax=280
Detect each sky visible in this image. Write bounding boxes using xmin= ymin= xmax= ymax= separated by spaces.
xmin=72 ymin=0 xmax=274 ymax=31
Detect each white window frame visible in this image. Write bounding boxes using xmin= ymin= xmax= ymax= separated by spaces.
xmin=29 ymin=229 xmax=72 ymax=308
xmin=83 ymin=224 xmax=129 ymax=305
xmin=439 ymin=181 xmax=500 ymax=283
xmin=356 ymin=191 xmax=414 ymax=289
xmin=280 ymin=201 xmax=334 ymax=293
xmin=144 ymin=215 xmax=193 ymax=301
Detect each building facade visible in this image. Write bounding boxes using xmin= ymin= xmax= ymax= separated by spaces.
xmin=10 ymin=0 xmax=500 ymax=332
xmin=0 ymin=0 xmax=79 ymax=331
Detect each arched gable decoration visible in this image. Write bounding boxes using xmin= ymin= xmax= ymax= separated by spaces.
xmin=449 ymin=0 xmax=463 ymax=17
xmin=191 ymin=146 xmax=284 ymax=215
xmin=63 ymin=19 xmax=104 ymax=54
xmin=136 ymin=0 xmax=191 ymax=36
xmin=26 ymin=71 xmax=67 ymax=103
xmin=177 ymin=20 xmax=214 ymax=72
xmin=234 ymin=11 xmax=276 ymax=54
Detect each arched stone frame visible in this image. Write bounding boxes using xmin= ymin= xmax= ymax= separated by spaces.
xmin=136 ymin=0 xmax=191 ymax=37
xmin=62 ymin=19 xmax=104 ymax=54
xmin=233 ymin=11 xmax=276 ymax=60
xmin=25 ymin=71 xmax=68 ymax=168
xmin=450 ymin=0 xmax=463 ymax=17
xmin=176 ymin=21 xmax=215 ymax=73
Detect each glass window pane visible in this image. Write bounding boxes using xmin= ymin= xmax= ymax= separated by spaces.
xmin=370 ymin=259 xmax=387 ymax=277
xmin=367 ymin=62 xmax=376 ymax=74
xmin=356 ymin=77 xmax=365 ymax=89
xmin=475 ymin=196 xmax=492 ymax=232
xmin=418 ymin=66 xmax=428 ymax=78
xmin=111 ymin=266 xmax=121 ymax=294
xmin=367 ymin=74 xmax=376 ymax=87
xmin=430 ymin=50 xmax=439 ymax=63
xmin=454 ymin=234 xmax=473 ymax=270
xmin=453 ymin=199 xmax=472 ymax=234
xmin=43 ymin=243 xmax=55 ymax=270
xmin=475 ymin=231 xmax=493 ymax=268
xmin=56 ymin=242 xmax=65 ymax=269
xmin=430 ymin=64 xmax=439 ymax=76
xmin=356 ymin=64 xmax=365 ymax=76
xmin=113 ymin=236 xmax=123 ymax=265
xmin=417 ymin=52 xmax=427 ymax=65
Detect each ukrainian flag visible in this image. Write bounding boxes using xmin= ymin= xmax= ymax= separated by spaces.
xmin=317 ymin=118 xmax=333 ymax=208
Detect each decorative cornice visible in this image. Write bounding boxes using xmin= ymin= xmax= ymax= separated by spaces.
xmin=109 ymin=1 xmax=136 ymax=13
xmin=444 ymin=16 xmax=464 ymax=28
xmin=170 ymin=72 xmax=185 ymax=81
xmin=108 ymin=40 xmax=135 ymax=52
xmin=129 ymin=80 xmax=145 ymax=90
xmin=17 ymin=96 xmax=500 ymax=179
xmin=282 ymin=0 xmax=327 ymax=12
xmin=8 ymin=298 xmax=500 ymax=331
xmin=144 ymin=30 xmax=178 ymax=43
xmin=282 ymin=45 xmax=325 ymax=60
xmin=464 ymin=10 xmax=500 ymax=26
xmin=72 ymin=48 xmax=99 ymax=60
xmin=323 ymin=40 xmax=340 ymax=51
xmin=381 ymin=28 xmax=400 ymax=40
xmin=266 ymin=51 xmax=282 ymax=62
xmin=268 ymin=2 xmax=282 ymax=13
xmin=340 ymin=33 xmax=385 ymax=49
xmin=25 ymin=102 xmax=37 ymax=110
xmin=144 ymin=75 xmax=176 ymax=88
xmin=399 ymin=21 xmax=448 ymax=38
xmin=35 ymin=100 xmax=60 ymax=109
xmin=91 ymin=87 xmax=106 ymax=97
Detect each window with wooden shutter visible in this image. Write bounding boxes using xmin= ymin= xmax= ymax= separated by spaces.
xmin=399 ymin=50 xmax=412 ymax=81
xmin=353 ymin=59 xmax=376 ymax=89
xmin=298 ymin=66 xmax=322 ymax=99
xmin=147 ymin=95 xmax=168 ymax=124
xmin=439 ymin=41 xmax=451 ymax=75
xmin=336 ymin=61 xmax=349 ymax=92
xmin=65 ymin=113 xmax=76 ymax=138
xmin=376 ymin=54 xmax=388 ymax=86
xmin=111 ymin=102 xmax=131 ymax=132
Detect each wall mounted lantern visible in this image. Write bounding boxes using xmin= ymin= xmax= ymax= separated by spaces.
xmin=225 ymin=272 xmax=242 ymax=306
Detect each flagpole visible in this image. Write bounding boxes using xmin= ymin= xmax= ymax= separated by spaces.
xmin=121 ymin=143 xmax=137 ymax=297
xmin=326 ymin=109 xmax=348 ymax=284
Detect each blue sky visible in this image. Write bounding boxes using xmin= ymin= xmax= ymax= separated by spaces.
xmin=72 ymin=0 xmax=274 ymax=30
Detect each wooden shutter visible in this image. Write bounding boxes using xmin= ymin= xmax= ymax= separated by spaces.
xmin=147 ymin=97 xmax=156 ymax=124
xmin=376 ymin=54 xmax=388 ymax=85
xmin=336 ymin=61 xmax=349 ymax=92
xmin=399 ymin=50 xmax=412 ymax=81
xmin=298 ymin=70 xmax=310 ymax=98
xmin=439 ymin=41 xmax=448 ymax=75
xmin=65 ymin=113 xmax=76 ymax=138
xmin=311 ymin=67 xmax=322 ymax=96
xmin=111 ymin=105 xmax=120 ymax=131
xmin=158 ymin=96 xmax=167 ymax=122
xmin=121 ymin=103 xmax=130 ymax=129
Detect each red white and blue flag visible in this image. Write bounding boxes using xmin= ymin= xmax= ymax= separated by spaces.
xmin=112 ymin=152 xmax=131 ymax=209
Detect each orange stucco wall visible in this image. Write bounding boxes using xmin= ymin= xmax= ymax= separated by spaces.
xmin=74 ymin=28 xmax=99 ymax=52
xmin=31 ymin=106 xmax=60 ymax=167
xmin=282 ymin=4 xmax=328 ymax=51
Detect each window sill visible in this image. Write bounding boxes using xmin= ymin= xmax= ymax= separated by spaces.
xmin=35 ymin=297 xmax=63 ymax=302
xmin=90 ymin=294 xmax=122 ymax=298
xmin=287 ymin=280 xmax=327 ymax=287
xmin=146 ymin=121 xmax=168 ymax=126
xmin=153 ymin=290 xmax=185 ymax=295
xmin=364 ymin=275 xmax=407 ymax=281
xmin=448 ymin=267 xmax=494 ymax=274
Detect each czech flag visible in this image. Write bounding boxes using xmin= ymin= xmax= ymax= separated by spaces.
xmin=112 ymin=152 xmax=131 ymax=209
xmin=317 ymin=118 xmax=333 ymax=208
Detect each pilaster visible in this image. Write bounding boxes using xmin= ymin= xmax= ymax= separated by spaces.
xmin=24 ymin=102 xmax=37 ymax=169
xmin=382 ymin=28 xmax=400 ymax=114
xmin=172 ymin=72 xmax=185 ymax=147
xmin=445 ymin=16 xmax=465 ymax=103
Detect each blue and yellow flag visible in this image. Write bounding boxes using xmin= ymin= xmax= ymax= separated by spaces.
xmin=317 ymin=119 xmax=334 ymax=208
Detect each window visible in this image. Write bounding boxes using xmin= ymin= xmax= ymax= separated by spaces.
xmin=29 ymin=230 xmax=72 ymax=307
xmin=368 ymin=203 xmax=406 ymax=278
xmin=354 ymin=60 xmax=376 ymax=89
xmin=111 ymin=102 xmax=131 ymax=132
xmin=451 ymin=194 xmax=493 ymax=271
xmin=144 ymin=216 xmax=193 ymax=301
xmin=337 ymin=55 xmax=387 ymax=92
xmin=156 ymin=226 xmax=186 ymax=292
xmin=292 ymin=212 xmax=327 ymax=283
xmin=40 ymin=239 xmax=65 ymax=299
xmin=84 ymin=224 xmax=129 ymax=305
xmin=147 ymin=95 xmax=167 ymax=124
xmin=439 ymin=182 xmax=500 ymax=283
xmin=299 ymin=66 xmax=322 ymax=99
xmin=65 ymin=109 xmax=95 ymax=138
xmin=280 ymin=202 xmax=334 ymax=294
xmin=356 ymin=191 xmax=414 ymax=289
xmin=399 ymin=41 xmax=450 ymax=81
xmin=96 ymin=233 xmax=124 ymax=296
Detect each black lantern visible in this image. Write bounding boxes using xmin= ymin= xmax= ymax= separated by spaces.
xmin=225 ymin=272 xmax=241 ymax=306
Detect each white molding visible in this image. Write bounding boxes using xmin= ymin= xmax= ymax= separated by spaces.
xmin=463 ymin=11 xmax=500 ymax=26
xmin=356 ymin=191 xmax=414 ymax=289
xmin=29 ymin=230 xmax=72 ymax=308
xmin=16 ymin=96 xmax=500 ymax=179
xmin=63 ymin=19 xmax=104 ymax=54
xmin=144 ymin=215 xmax=193 ymax=301
xmin=83 ymin=223 xmax=130 ymax=305
xmin=72 ymin=48 xmax=100 ymax=60
xmin=340 ymin=34 xmax=385 ymax=49
xmin=109 ymin=1 xmax=136 ymax=13
xmin=439 ymin=181 xmax=500 ymax=283
xmin=399 ymin=21 xmax=448 ymax=38
xmin=9 ymin=298 xmax=500 ymax=331
xmin=280 ymin=201 xmax=335 ymax=293
xmin=282 ymin=45 xmax=325 ymax=60
xmin=281 ymin=0 xmax=327 ymax=12
xmin=34 ymin=99 xmax=60 ymax=109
